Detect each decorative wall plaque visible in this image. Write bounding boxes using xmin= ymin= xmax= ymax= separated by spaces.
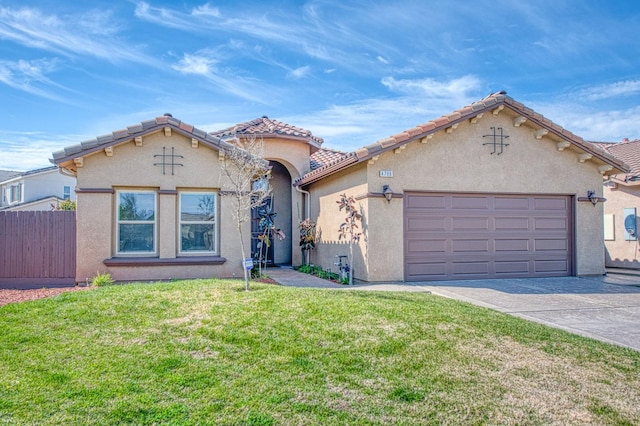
xmin=153 ymin=147 xmax=183 ymax=175
xmin=482 ymin=127 xmax=510 ymax=155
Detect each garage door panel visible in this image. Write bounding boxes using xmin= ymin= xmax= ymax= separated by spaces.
xmin=494 ymin=197 xmax=530 ymax=209
xmin=451 ymin=239 xmax=489 ymax=253
xmin=407 ymin=195 xmax=446 ymax=209
xmin=405 ymin=192 xmax=572 ymax=281
xmin=495 ymin=239 xmax=530 ymax=252
xmin=534 ymin=259 xmax=569 ymax=273
xmin=405 ymin=261 xmax=447 ymax=279
xmin=451 ymin=261 xmax=489 ymax=276
xmin=495 ymin=261 xmax=530 ymax=274
xmin=451 ymin=196 xmax=489 ymax=209
xmin=407 ymin=239 xmax=446 ymax=253
xmin=452 ymin=217 xmax=489 ymax=231
xmin=534 ymin=217 xmax=568 ymax=230
xmin=534 ymin=238 xmax=568 ymax=252
xmin=494 ymin=217 xmax=530 ymax=230
xmin=406 ymin=216 xmax=447 ymax=231
xmin=534 ymin=197 xmax=568 ymax=210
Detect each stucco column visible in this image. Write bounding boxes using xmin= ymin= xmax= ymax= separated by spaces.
xmin=158 ymin=190 xmax=177 ymax=258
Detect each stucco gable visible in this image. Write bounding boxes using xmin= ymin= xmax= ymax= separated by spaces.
xmin=295 ymin=91 xmax=629 ymax=186
xmin=51 ymin=115 xmax=235 ymax=173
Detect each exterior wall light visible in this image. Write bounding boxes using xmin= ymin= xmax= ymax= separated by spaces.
xmin=578 ymin=190 xmax=606 ymax=206
xmin=383 ymin=185 xmax=393 ymax=203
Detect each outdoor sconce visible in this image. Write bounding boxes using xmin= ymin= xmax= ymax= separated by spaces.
xmin=382 ymin=185 xmax=393 ymax=203
xmin=578 ymin=190 xmax=606 ymax=207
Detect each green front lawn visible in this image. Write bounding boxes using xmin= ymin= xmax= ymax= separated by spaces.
xmin=1 ymin=280 xmax=639 ymax=425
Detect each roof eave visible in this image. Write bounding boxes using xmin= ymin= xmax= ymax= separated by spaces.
xmin=51 ymin=123 xmax=229 ymax=166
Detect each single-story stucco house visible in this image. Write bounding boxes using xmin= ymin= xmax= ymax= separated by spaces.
xmin=593 ymin=139 xmax=640 ymax=269
xmin=51 ymin=91 xmax=627 ymax=283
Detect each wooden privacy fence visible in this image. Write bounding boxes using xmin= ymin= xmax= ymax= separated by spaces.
xmin=0 ymin=210 xmax=76 ymax=289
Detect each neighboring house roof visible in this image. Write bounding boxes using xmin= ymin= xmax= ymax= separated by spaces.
xmin=211 ymin=116 xmax=324 ymax=148
xmin=0 ymin=195 xmax=64 ymax=211
xmin=310 ymin=148 xmax=349 ymax=170
xmin=0 ymin=170 xmax=20 ymax=182
xmin=295 ymin=91 xmax=629 ymax=187
xmin=51 ymin=114 xmax=237 ymax=172
xmin=0 ymin=166 xmax=60 ymax=184
xmin=593 ymin=139 xmax=640 ymax=183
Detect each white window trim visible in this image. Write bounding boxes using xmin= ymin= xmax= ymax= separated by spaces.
xmin=10 ymin=183 xmax=22 ymax=204
xmin=116 ymin=190 xmax=157 ymax=256
xmin=178 ymin=191 xmax=218 ymax=255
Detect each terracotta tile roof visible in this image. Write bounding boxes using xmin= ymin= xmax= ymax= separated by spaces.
xmin=51 ymin=114 xmax=232 ymax=165
xmin=295 ymin=91 xmax=628 ymax=186
xmin=211 ymin=116 xmax=324 ymax=147
xmin=310 ymin=148 xmax=350 ymax=170
xmin=593 ymin=139 xmax=640 ymax=178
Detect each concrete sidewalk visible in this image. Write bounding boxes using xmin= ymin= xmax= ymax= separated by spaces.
xmin=266 ymin=266 xmax=640 ymax=351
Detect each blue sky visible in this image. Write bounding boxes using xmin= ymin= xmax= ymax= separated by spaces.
xmin=1 ymin=0 xmax=640 ymax=171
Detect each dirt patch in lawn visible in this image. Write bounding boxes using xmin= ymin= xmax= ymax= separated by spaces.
xmin=0 ymin=287 xmax=91 ymax=307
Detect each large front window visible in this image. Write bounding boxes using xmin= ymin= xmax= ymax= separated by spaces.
xmin=117 ymin=191 xmax=156 ymax=254
xmin=180 ymin=192 xmax=216 ymax=254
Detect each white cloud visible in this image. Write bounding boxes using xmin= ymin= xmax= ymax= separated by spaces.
xmin=377 ymin=56 xmax=389 ymax=64
xmin=0 ymin=58 xmax=70 ymax=102
xmin=381 ymin=75 xmax=481 ymax=99
xmin=133 ymin=1 xmax=397 ymax=74
xmin=288 ymin=97 xmax=481 ymax=151
xmin=0 ymin=131 xmax=89 ymax=171
xmin=191 ymin=4 xmax=220 ymax=17
xmin=173 ymin=53 xmax=216 ymax=75
xmin=0 ymin=6 xmax=157 ymax=65
xmin=528 ymin=100 xmax=640 ymax=142
xmin=288 ymin=66 xmax=311 ymax=79
xmin=172 ymin=51 xmax=267 ymax=103
xmin=577 ymin=80 xmax=640 ymax=101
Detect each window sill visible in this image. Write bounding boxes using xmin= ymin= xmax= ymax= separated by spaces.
xmin=103 ymin=256 xmax=226 ymax=267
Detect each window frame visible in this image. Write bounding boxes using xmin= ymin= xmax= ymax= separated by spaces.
xmin=178 ymin=191 xmax=218 ymax=255
xmin=10 ymin=183 xmax=22 ymax=203
xmin=63 ymin=186 xmax=71 ymax=200
xmin=115 ymin=189 xmax=157 ymax=256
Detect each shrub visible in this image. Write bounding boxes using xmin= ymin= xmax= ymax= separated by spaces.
xmin=91 ymin=272 xmax=114 ymax=287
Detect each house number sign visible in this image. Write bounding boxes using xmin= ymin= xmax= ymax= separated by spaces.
xmin=153 ymin=147 xmax=184 ymax=175
xmin=482 ymin=127 xmax=510 ymax=155
xmin=379 ymin=170 xmax=393 ymax=178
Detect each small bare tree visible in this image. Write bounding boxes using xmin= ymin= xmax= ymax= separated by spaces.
xmin=220 ymin=136 xmax=271 ymax=291
xmin=337 ymin=193 xmax=362 ymax=286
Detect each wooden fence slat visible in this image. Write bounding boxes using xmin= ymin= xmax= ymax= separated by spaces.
xmin=0 ymin=211 xmax=76 ymax=288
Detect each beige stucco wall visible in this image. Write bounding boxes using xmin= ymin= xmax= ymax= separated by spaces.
xmin=307 ymin=110 xmax=609 ymax=282
xmin=74 ymin=130 xmax=248 ymax=282
xmin=603 ymin=184 xmax=640 ymax=268
xmin=306 ymin=163 xmax=369 ymax=279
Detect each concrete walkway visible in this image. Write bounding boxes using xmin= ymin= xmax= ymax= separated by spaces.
xmin=266 ymin=266 xmax=640 ymax=351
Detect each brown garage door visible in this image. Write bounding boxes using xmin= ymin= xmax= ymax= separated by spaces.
xmin=404 ymin=192 xmax=573 ymax=281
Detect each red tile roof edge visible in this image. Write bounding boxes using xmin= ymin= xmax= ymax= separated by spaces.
xmin=51 ymin=115 xmax=231 ymax=164
xmin=294 ymin=91 xmax=628 ymax=186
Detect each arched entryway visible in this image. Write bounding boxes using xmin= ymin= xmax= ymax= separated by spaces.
xmin=251 ymin=161 xmax=293 ymax=266
xmin=269 ymin=161 xmax=292 ymax=265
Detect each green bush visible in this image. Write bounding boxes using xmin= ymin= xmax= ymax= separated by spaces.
xmin=91 ymin=272 xmax=115 ymax=287
xmin=295 ymin=265 xmax=339 ymax=282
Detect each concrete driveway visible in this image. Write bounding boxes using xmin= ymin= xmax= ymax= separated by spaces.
xmin=401 ymin=273 xmax=640 ymax=352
